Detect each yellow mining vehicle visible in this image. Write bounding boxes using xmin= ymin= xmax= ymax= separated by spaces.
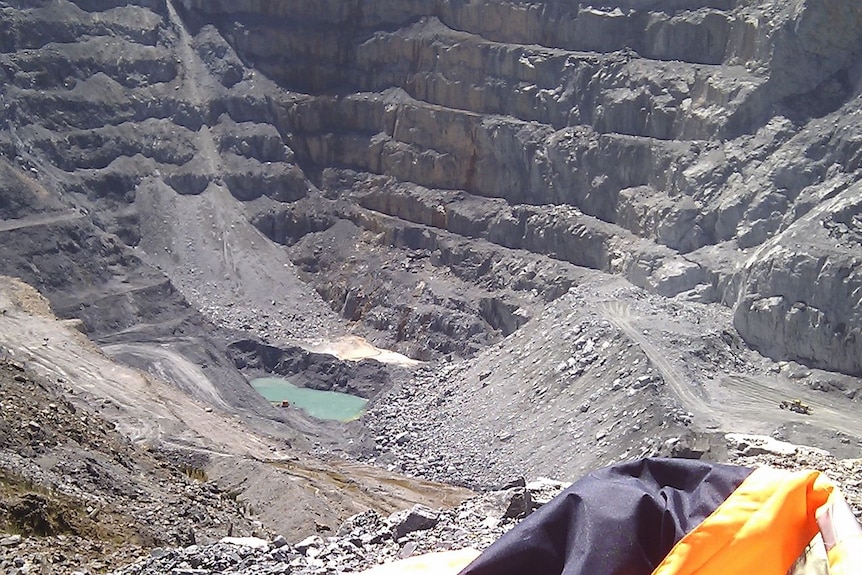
xmin=779 ymin=398 xmax=812 ymax=415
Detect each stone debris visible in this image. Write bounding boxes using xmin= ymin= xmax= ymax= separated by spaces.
xmin=524 ymin=478 xmax=571 ymax=508
xmin=725 ymin=433 xmax=831 ymax=458
xmin=0 ymin=0 xmax=861 ymax=573
xmin=111 ymin=480 xmax=567 ymax=575
xmin=220 ymin=537 xmax=271 ymax=550
xmin=0 ymin=535 xmax=21 ymax=547
xmin=110 ymin=440 xmax=862 ymax=575
xmin=389 ymin=505 xmax=440 ymax=539
xmin=345 ymin=302 xmax=699 ymax=490
xmin=0 ymin=361 xmax=259 ymax=574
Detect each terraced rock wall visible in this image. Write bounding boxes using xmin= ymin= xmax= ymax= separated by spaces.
xmin=180 ymin=0 xmax=862 ymax=373
xmin=1 ymin=0 xmax=862 ymax=375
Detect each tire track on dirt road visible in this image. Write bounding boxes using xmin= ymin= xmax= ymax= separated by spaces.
xmin=719 ymin=374 xmax=862 ymax=438
xmin=602 ymin=301 xmax=862 ymax=439
xmin=0 ymin=210 xmax=84 ymax=233
xmin=602 ymin=301 xmax=715 ymax=424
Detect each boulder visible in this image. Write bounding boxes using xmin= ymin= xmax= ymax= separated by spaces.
xmin=388 ymin=505 xmax=440 ymax=539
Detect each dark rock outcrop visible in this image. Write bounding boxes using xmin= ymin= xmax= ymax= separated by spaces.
xmin=2 ymin=0 xmax=861 ymax=372
xmin=170 ymin=0 xmax=862 ymax=373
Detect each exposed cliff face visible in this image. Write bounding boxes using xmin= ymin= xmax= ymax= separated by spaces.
xmin=0 ymin=0 xmax=861 ymax=470
xmin=167 ymin=0 xmax=862 ymax=374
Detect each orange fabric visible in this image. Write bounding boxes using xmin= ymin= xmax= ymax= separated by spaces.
xmin=652 ymin=467 xmax=834 ymax=575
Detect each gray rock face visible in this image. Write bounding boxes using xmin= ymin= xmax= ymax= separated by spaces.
xmin=389 ymin=505 xmax=440 ymax=539
xmin=1 ymin=0 xmax=860 ymax=374
xmin=168 ymin=0 xmax=862 ymax=373
xmin=733 ymin=182 xmax=862 ymax=374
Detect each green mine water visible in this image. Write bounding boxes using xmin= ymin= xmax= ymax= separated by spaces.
xmin=250 ymin=377 xmax=368 ymax=422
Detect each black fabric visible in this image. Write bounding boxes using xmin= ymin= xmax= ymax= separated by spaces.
xmin=458 ymin=458 xmax=753 ymax=575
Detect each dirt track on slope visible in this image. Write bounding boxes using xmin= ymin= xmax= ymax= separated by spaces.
xmin=602 ymin=301 xmax=717 ymax=426
xmin=102 ymin=342 xmax=229 ymax=408
xmin=715 ymin=374 xmax=862 ymax=438
xmin=601 ymin=300 xmax=862 ymax=442
xmin=0 ymin=210 xmax=84 ymax=233
xmin=0 ymin=293 xmax=275 ymax=456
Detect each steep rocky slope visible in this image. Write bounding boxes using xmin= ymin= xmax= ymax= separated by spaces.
xmin=175 ymin=0 xmax=862 ymax=374
xmin=101 ymin=439 xmax=862 ymax=574
xmin=355 ymin=277 xmax=862 ymax=487
xmin=0 ymin=276 xmax=473 ymax=570
xmin=0 ymin=0 xmax=861 ymax=565
xmin=0 ymin=357 xmax=259 ymax=573
xmin=2 ymin=0 xmax=861 ymax=374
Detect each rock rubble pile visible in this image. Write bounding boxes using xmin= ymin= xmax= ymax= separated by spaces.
xmin=113 ymin=479 xmax=566 ymax=575
xmin=0 ymin=359 xmax=258 ymax=574
xmin=349 ymin=298 xmax=695 ymax=489
xmin=113 ymin=437 xmax=862 ymax=575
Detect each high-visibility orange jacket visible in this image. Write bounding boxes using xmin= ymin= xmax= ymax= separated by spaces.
xmin=360 ymin=458 xmax=862 ymax=575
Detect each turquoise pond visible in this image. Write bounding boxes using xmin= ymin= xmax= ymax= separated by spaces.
xmin=250 ymin=377 xmax=368 ymax=422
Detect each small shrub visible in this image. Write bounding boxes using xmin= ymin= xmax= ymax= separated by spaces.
xmin=179 ymin=465 xmax=208 ymax=482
